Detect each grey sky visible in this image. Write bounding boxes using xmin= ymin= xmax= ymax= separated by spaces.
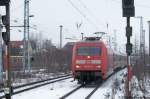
xmin=1 ymin=0 xmax=150 ymax=51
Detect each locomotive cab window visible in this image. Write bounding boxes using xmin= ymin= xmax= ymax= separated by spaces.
xmin=77 ymin=46 xmax=101 ymax=56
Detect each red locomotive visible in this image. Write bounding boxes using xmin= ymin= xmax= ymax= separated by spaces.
xmin=72 ymin=37 xmax=126 ymax=84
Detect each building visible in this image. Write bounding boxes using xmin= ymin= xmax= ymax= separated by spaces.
xmin=3 ymin=41 xmax=32 ymax=71
xmin=9 ymin=41 xmax=24 ymax=71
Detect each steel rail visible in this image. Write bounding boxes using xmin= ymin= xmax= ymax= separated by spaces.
xmin=0 ymin=74 xmax=71 ymax=98
xmin=85 ymin=67 xmax=127 ymax=99
xmin=13 ymin=76 xmax=71 ymax=95
xmin=60 ymin=67 xmax=126 ymax=99
xmin=59 ymin=85 xmax=83 ymax=99
xmin=13 ymin=74 xmax=70 ymax=89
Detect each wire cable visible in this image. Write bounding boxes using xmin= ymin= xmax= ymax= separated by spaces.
xmin=77 ymin=0 xmax=106 ymax=28
xmin=10 ymin=0 xmax=25 ymax=12
xmin=67 ymin=0 xmax=101 ymax=30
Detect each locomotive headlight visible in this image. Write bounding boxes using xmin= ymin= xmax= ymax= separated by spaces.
xmin=91 ymin=60 xmax=101 ymax=64
xmin=97 ymin=65 xmax=101 ymax=68
xmin=76 ymin=65 xmax=80 ymax=68
xmin=76 ymin=60 xmax=86 ymax=64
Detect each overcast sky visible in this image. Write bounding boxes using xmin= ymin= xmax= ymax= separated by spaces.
xmin=1 ymin=0 xmax=150 ymax=52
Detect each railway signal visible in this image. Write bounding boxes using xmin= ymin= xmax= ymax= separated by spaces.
xmin=122 ymin=0 xmax=135 ymax=17
xmin=81 ymin=33 xmax=84 ymax=40
xmin=122 ymin=0 xmax=135 ymax=98
xmin=0 ymin=0 xmax=10 ymax=6
xmin=2 ymin=32 xmax=9 ymax=45
xmin=0 ymin=0 xmax=11 ymax=99
xmin=2 ymin=15 xmax=10 ymax=45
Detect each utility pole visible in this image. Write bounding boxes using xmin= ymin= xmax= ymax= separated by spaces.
xmin=143 ymin=30 xmax=146 ymax=81
xmin=126 ymin=17 xmax=132 ymax=99
xmin=134 ymin=34 xmax=137 ymax=55
xmin=0 ymin=0 xmax=11 ymax=99
xmin=23 ymin=0 xmax=27 ymax=72
xmin=27 ymin=0 xmax=31 ymax=73
xmin=5 ymin=3 xmax=11 ymax=99
xmin=136 ymin=16 xmax=144 ymax=58
xmin=122 ymin=0 xmax=135 ymax=98
xmin=143 ymin=30 xmax=145 ymax=65
xmin=109 ymin=36 xmax=111 ymax=48
xmin=113 ymin=29 xmax=117 ymax=51
xmin=106 ymin=23 xmax=111 ymax=48
xmin=134 ymin=33 xmax=139 ymax=64
xmin=81 ymin=33 xmax=84 ymax=40
xmin=24 ymin=0 xmax=30 ymax=72
xmin=136 ymin=16 xmax=146 ymax=79
xmin=59 ymin=25 xmax=63 ymax=48
xmin=0 ymin=15 xmax=2 ymax=81
xmin=148 ymin=21 xmax=150 ymax=67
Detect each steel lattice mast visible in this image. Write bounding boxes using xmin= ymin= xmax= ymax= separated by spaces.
xmin=23 ymin=0 xmax=30 ymax=72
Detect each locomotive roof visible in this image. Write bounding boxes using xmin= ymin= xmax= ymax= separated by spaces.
xmin=75 ymin=40 xmax=106 ymax=47
xmin=84 ymin=37 xmax=101 ymax=41
xmin=77 ymin=37 xmax=103 ymax=43
xmin=76 ymin=40 xmax=104 ymax=44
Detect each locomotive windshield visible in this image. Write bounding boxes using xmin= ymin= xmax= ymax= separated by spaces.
xmin=77 ymin=46 xmax=101 ymax=56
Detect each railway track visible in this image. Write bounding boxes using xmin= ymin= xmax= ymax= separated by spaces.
xmin=59 ymin=68 xmax=125 ymax=99
xmin=59 ymin=85 xmax=83 ymax=99
xmin=85 ymin=84 xmax=101 ymax=99
xmin=59 ymin=83 xmax=101 ymax=99
xmin=0 ymin=74 xmax=71 ymax=98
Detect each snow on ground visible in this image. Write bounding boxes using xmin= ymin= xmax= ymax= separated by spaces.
xmin=91 ymin=69 xmax=127 ymax=99
xmin=132 ymin=75 xmax=150 ymax=98
xmin=13 ymin=72 xmax=67 ymax=86
xmin=131 ymin=76 xmax=144 ymax=98
xmin=143 ymin=77 xmax=150 ymax=98
xmin=12 ymin=78 xmax=79 ymax=99
xmin=66 ymin=86 xmax=95 ymax=99
xmin=13 ymin=77 xmax=70 ymax=93
xmin=12 ymin=69 xmax=127 ymax=99
xmin=0 ymin=92 xmax=4 ymax=97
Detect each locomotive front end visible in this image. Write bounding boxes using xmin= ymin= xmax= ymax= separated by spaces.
xmin=72 ymin=42 xmax=106 ymax=83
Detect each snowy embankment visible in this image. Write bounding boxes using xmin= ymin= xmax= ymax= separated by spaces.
xmin=91 ymin=68 xmax=127 ymax=99
xmin=142 ymin=77 xmax=150 ymax=98
xmin=12 ymin=68 xmax=127 ymax=99
xmin=131 ymin=76 xmax=144 ymax=98
xmin=131 ymin=75 xmax=150 ymax=98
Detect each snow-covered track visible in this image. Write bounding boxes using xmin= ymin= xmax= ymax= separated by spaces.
xmin=60 ymin=67 xmax=126 ymax=99
xmin=85 ymin=84 xmax=101 ymax=99
xmin=59 ymin=84 xmax=102 ymax=99
xmin=13 ymin=76 xmax=72 ymax=95
xmin=13 ymin=74 xmax=71 ymax=89
xmin=86 ymin=67 xmax=128 ymax=99
xmin=59 ymin=85 xmax=83 ymax=99
xmin=85 ymin=74 xmax=114 ymax=99
xmin=0 ymin=74 xmax=71 ymax=98
xmin=84 ymin=74 xmax=115 ymax=99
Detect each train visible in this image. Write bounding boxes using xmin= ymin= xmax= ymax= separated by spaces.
xmin=71 ymin=37 xmax=126 ymax=84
